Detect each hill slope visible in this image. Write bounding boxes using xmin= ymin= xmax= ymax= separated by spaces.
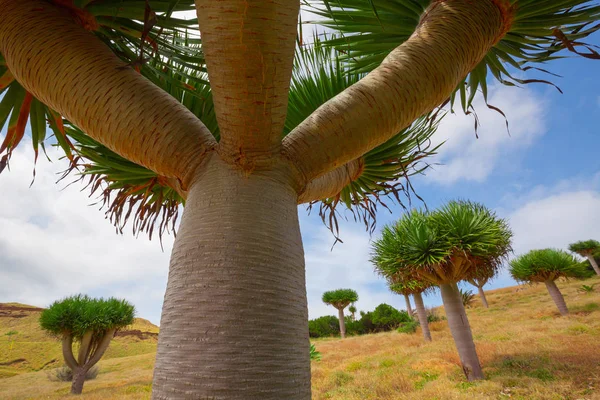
xmin=2 ymin=277 xmax=600 ymax=399
xmin=0 ymin=303 xmax=159 ymax=379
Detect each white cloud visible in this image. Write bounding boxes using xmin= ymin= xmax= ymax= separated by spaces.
xmin=0 ymin=141 xmax=172 ymax=324
xmin=509 ymin=190 xmax=600 ymax=257
xmin=426 ymin=85 xmax=546 ymax=185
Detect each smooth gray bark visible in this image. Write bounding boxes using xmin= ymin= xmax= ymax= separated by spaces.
xmin=440 ymin=283 xmax=484 ymax=381
xmin=404 ymin=294 xmax=414 ymax=318
xmin=477 ymin=285 xmax=489 ymax=308
xmin=545 ymin=280 xmax=569 ymax=316
xmin=586 ymin=254 xmax=600 ymax=276
xmin=413 ymin=292 xmax=431 ymax=342
xmin=338 ymin=308 xmax=347 ymax=339
xmin=152 ymin=157 xmax=311 ymax=399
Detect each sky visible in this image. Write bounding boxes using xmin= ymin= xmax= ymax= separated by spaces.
xmin=1 ymin=21 xmax=600 ymax=326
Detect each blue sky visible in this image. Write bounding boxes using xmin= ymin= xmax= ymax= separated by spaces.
xmin=1 ymin=33 xmax=599 ymax=325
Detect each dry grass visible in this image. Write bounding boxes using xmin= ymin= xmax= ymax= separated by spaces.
xmin=3 ymin=278 xmax=600 ymax=399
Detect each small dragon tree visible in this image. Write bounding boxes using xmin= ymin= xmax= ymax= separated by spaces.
xmin=389 ymin=280 xmax=435 ymax=342
xmin=39 ymin=295 xmax=135 ymax=394
xmin=509 ymin=249 xmax=584 ymax=316
xmin=322 ymin=289 xmax=358 ymax=339
xmin=569 ymin=240 xmax=600 ymax=276
xmin=348 ymin=305 xmax=357 ymax=321
xmin=375 ymin=201 xmax=512 ymax=381
xmin=467 ymin=268 xmax=497 ymax=308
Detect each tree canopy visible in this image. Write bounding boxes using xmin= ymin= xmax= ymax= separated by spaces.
xmin=40 ymin=295 xmax=135 ymax=338
xmin=322 ymin=289 xmax=359 ymax=309
xmin=509 ymin=248 xmax=585 ymax=282
xmin=371 ymin=200 xmax=512 ymax=285
xmin=569 ymin=240 xmax=600 ymax=256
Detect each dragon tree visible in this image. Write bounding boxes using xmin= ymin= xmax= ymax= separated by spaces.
xmin=39 ymin=295 xmax=134 ymax=394
xmin=322 ymin=289 xmax=359 ymax=339
xmin=1 ymin=0 xmax=599 ymax=397
xmin=509 ymin=248 xmax=585 ymax=316
xmin=569 ymin=240 xmax=600 ymax=276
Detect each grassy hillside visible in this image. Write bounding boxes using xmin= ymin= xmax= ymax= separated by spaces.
xmin=0 ymin=303 xmax=159 ymax=380
xmin=2 ymin=277 xmax=600 ymax=399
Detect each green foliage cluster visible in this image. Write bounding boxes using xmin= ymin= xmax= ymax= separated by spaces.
xmin=460 ymin=289 xmax=476 ymax=308
xmin=426 ymin=308 xmax=444 ymax=323
xmin=569 ymin=240 xmax=600 ymax=256
xmin=309 ymin=303 xmax=413 ymax=338
xmin=372 ymin=200 xmax=512 ymax=284
xmin=39 ymin=295 xmax=135 ymax=338
xmin=310 ymin=344 xmax=321 ymax=361
xmin=509 ymin=249 xmax=585 ymax=283
xmin=396 ymin=320 xmax=419 ymax=334
xmin=322 ymin=289 xmax=359 ymax=308
xmin=308 ymin=315 xmax=340 ymax=338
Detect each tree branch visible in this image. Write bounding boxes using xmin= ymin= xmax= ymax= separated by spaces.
xmin=282 ymin=0 xmax=511 ymax=186
xmin=85 ymin=329 xmax=116 ymax=369
xmin=61 ymin=334 xmax=78 ymax=370
xmin=0 ymin=0 xmax=217 ymax=190
xmin=77 ymin=331 xmax=93 ymax=366
xmin=297 ymin=158 xmax=363 ymax=204
xmin=194 ymin=0 xmax=299 ymax=168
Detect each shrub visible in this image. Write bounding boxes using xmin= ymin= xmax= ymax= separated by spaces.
xmin=426 ymin=307 xmax=444 ymax=322
xmin=371 ymin=303 xmax=410 ymax=331
xmin=460 ymin=289 xmax=476 ymax=308
xmin=578 ymin=284 xmax=597 ymax=294
xmin=47 ymin=366 xmax=99 ymax=382
xmin=308 ymin=315 xmax=339 ymax=338
xmin=397 ymin=320 xmax=419 ymax=334
xmin=310 ymin=344 xmax=321 ymax=361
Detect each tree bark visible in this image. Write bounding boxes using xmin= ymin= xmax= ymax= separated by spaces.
xmin=61 ymin=335 xmax=78 ymax=371
xmin=586 ymin=254 xmax=600 ymax=276
xmin=413 ymin=292 xmax=431 ymax=342
xmin=297 ymin=159 xmax=364 ymax=204
xmin=194 ymin=0 xmax=299 ymax=165
xmin=440 ymin=283 xmax=484 ymax=381
xmin=0 ymin=0 xmax=216 ymax=188
xmin=283 ymin=0 xmax=512 ymax=186
xmin=404 ymin=294 xmax=414 ymax=318
xmin=152 ymin=156 xmax=310 ymax=399
xmin=477 ymin=285 xmax=489 ymax=308
xmin=70 ymin=367 xmax=87 ymax=395
xmin=545 ymin=280 xmax=569 ymax=316
xmin=338 ymin=308 xmax=347 ymax=339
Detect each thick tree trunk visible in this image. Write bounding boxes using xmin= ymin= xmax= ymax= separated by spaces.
xmin=152 ymin=156 xmax=310 ymax=399
xmin=440 ymin=283 xmax=484 ymax=381
xmin=70 ymin=367 xmax=87 ymax=395
xmin=586 ymin=255 xmax=600 ymax=276
xmin=338 ymin=308 xmax=347 ymax=339
xmin=413 ymin=292 xmax=431 ymax=342
xmin=404 ymin=294 xmax=414 ymax=318
xmin=477 ymin=285 xmax=489 ymax=308
xmin=545 ymin=280 xmax=569 ymax=316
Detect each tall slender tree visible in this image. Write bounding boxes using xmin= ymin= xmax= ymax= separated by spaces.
xmin=467 ymin=269 xmax=497 ymax=308
xmin=39 ymin=295 xmax=134 ymax=395
xmin=569 ymin=240 xmax=600 ymax=276
xmin=1 ymin=0 xmax=599 ymax=397
xmin=509 ymin=249 xmax=585 ymax=316
xmin=372 ymin=201 xmax=512 ymax=380
xmin=322 ymin=289 xmax=359 ymax=339
xmin=390 ymin=281 xmax=435 ymax=342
